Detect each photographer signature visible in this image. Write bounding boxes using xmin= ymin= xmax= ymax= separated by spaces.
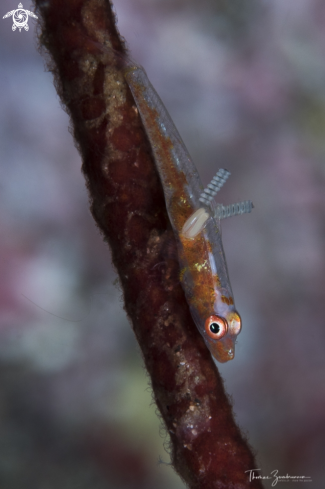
xmin=245 ymin=469 xmax=312 ymax=487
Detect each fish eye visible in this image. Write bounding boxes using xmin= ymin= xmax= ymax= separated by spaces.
xmin=205 ymin=315 xmax=228 ymax=340
xmin=228 ymin=311 xmax=242 ymax=335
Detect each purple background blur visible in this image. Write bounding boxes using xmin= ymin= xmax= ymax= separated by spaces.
xmin=1 ymin=0 xmax=325 ymax=487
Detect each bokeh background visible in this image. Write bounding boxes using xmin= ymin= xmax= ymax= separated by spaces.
xmin=1 ymin=0 xmax=325 ymax=487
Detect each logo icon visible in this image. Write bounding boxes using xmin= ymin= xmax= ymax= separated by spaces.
xmin=3 ymin=3 xmax=38 ymax=32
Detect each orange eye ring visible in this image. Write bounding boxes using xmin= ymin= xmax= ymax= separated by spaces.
xmin=205 ymin=315 xmax=228 ymax=340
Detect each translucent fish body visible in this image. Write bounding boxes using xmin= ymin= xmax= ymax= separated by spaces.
xmin=124 ymin=63 xmax=241 ymax=363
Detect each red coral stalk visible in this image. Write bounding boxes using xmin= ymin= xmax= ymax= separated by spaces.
xmin=33 ymin=0 xmax=264 ymax=487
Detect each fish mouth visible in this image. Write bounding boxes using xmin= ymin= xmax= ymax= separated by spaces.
xmin=210 ymin=335 xmax=236 ymax=363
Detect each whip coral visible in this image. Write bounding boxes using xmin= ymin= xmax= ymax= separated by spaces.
xmin=33 ymin=0 xmax=264 ymax=487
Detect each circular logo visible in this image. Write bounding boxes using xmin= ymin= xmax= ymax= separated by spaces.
xmin=13 ymin=8 xmax=29 ymax=31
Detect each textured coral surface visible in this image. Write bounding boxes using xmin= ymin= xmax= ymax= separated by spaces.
xmin=33 ymin=0 xmax=263 ymax=487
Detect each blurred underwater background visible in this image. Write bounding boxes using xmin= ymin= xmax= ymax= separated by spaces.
xmin=0 ymin=0 xmax=325 ymax=487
